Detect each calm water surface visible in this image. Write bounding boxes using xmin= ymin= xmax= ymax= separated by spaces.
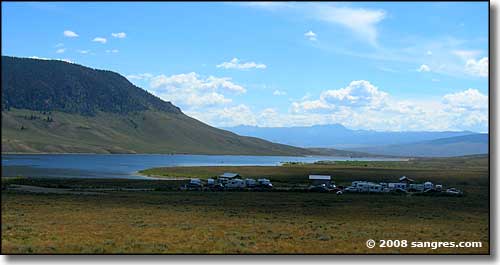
xmin=2 ymin=154 xmax=405 ymax=179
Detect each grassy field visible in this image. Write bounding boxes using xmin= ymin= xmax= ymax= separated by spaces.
xmin=1 ymin=155 xmax=489 ymax=254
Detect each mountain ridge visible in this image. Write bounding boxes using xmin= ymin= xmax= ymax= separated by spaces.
xmin=1 ymin=56 xmax=315 ymax=156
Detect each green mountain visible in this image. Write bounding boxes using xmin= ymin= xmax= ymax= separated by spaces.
xmin=1 ymin=56 xmax=313 ymax=155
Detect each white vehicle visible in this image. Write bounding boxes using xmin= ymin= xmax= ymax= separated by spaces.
xmin=189 ymin=178 xmax=202 ymax=186
xmin=343 ymin=186 xmax=358 ymax=192
xmin=423 ymin=181 xmax=434 ymax=190
xmin=207 ymin=178 xmax=215 ymax=186
xmin=388 ymin=182 xmax=407 ymax=191
xmin=245 ymin=178 xmax=257 ymax=187
xmin=257 ymin=178 xmax=273 ymax=188
xmin=368 ymin=184 xmax=383 ymax=193
xmin=226 ymin=179 xmax=246 ymax=189
xmin=446 ymin=188 xmax=462 ymax=195
xmin=435 ymin=184 xmax=443 ymax=191
xmin=409 ymin=183 xmax=425 ymax=192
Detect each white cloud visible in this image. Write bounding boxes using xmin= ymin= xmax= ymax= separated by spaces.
xmin=63 ymin=30 xmax=78 ymax=38
xmin=77 ymin=50 xmax=90 ymax=54
xmin=283 ymin=81 xmax=488 ymax=132
xmin=417 ymin=64 xmax=431 ymax=72
xmin=111 ymin=32 xmax=127 ymax=38
xmin=55 ymin=43 xmax=64 ymax=48
xmin=273 ymin=90 xmax=287 ymax=96
xmin=148 ymin=72 xmax=246 ymax=109
xmin=106 ymin=49 xmax=119 ymax=53
xmin=304 ymin=30 xmax=317 ymax=41
xmin=92 ymin=37 xmax=107 ymax=44
xmin=452 ymin=50 xmax=482 ymax=60
xmin=426 ymin=50 xmax=432 ymax=55
xmin=443 ymin=88 xmax=488 ymax=111
xmin=187 ymin=104 xmax=257 ymax=127
xmin=216 ymin=58 xmax=267 ymax=70
xmin=464 ymin=57 xmax=488 ymax=77
xmin=244 ymin=3 xmax=386 ymax=45
xmin=318 ymin=80 xmax=388 ymax=108
xmin=55 ymin=48 xmax=65 ymax=54
xmin=312 ymin=5 xmax=386 ymax=45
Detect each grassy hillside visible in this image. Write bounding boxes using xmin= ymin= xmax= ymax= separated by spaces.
xmin=2 ymin=108 xmax=313 ymax=155
xmin=1 ymin=56 xmax=315 ymax=156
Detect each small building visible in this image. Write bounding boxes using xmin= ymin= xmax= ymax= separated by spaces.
xmin=399 ymin=176 xmax=415 ymax=184
xmin=219 ymin=172 xmax=240 ymax=179
xmin=309 ymin=175 xmax=331 ymax=186
xmin=218 ymin=172 xmax=240 ymax=183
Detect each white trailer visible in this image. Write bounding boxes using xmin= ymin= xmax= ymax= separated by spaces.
xmin=226 ymin=178 xmax=246 ymax=189
xmin=245 ymin=178 xmax=257 ymax=187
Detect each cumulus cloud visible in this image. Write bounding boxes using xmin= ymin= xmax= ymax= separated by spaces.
xmin=284 ymin=81 xmax=488 ymax=132
xmin=216 ymin=58 xmax=267 ymax=70
xmin=111 ymin=32 xmax=127 ymax=38
xmin=77 ymin=50 xmax=90 ymax=54
xmin=187 ymin=104 xmax=257 ymax=127
xmin=92 ymin=37 xmax=107 ymax=44
xmin=321 ymin=80 xmax=388 ymax=108
xmin=443 ymin=88 xmax=488 ymax=111
xmin=55 ymin=48 xmax=65 ymax=54
xmin=465 ymin=57 xmax=488 ymax=77
xmin=417 ymin=64 xmax=431 ymax=72
xmin=148 ymin=72 xmax=246 ymax=109
xmin=304 ymin=30 xmax=317 ymax=41
xmin=63 ymin=30 xmax=78 ymax=38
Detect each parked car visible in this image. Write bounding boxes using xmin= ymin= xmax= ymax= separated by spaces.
xmin=343 ymin=186 xmax=358 ymax=192
xmin=446 ymin=188 xmax=463 ymax=195
xmin=309 ymin=184 xmax=330 ymax=193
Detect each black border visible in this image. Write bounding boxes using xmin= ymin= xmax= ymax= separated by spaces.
xmin=0 ymin=0 xmax=493 ymax=256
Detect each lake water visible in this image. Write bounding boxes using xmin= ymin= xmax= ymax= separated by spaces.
xmin=2 ymin=154 xmax=405 ymax=179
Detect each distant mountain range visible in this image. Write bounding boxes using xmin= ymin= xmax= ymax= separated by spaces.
xmin=1 ymin=56 xmax=312 ymax=155
xmin=222 ymin=124 xmax=479 ymax=148
xmin=349 ymin=133 xmax=488 ymax=157
xmin=222 ymin=125 xmax=488 ymax=157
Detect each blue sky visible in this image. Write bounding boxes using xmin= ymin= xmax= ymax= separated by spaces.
xmin=2 ymin=2 xmax=489 ymax=132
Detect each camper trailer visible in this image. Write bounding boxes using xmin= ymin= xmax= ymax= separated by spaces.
xmin=187 ymin=178 xmax=203 ymax=190
xmin=257 ymin=178 xmax=273 ymax=189
xmin=225 ymin=179 xmax=246 ymax=189
xmin=388 ymin=182 xmax=407 ymax=191
xmin=409 ymin=183 xmax=425 ymax=192
xmin=245 ymin=178 xmax=257 ymax=188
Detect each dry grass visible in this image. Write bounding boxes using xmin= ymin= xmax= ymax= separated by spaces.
xmin=2 ymin=188 xmax=489 ymax=254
